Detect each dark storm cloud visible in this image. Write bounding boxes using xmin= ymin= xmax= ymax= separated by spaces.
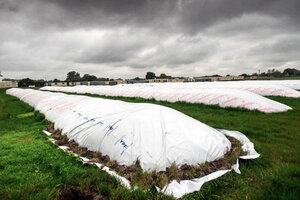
xmin=17 ymin=0 xmax=299 ymax=32
xmin=248 ymin=36 xmax=300 ymax=63
xmin=76 ymin=38 xmax=146 ymax=64
xmin=177 ymin=0 xmax=300 ymax=33
xmin=0 ymin=0 xmax=299 ymax=80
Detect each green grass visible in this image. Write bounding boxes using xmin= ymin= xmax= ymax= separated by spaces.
xmin=1 ymin=89 xmax=300 ymax=199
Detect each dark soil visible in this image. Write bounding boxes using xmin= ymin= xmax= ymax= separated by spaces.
xmin=47 ymin=124 xmax=246 ymax=189
xmin=55 ymin=185 xmax=108 ymax=200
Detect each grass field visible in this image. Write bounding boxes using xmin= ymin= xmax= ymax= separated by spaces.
xmin=1 ymin=88 xmax=300 ymax=199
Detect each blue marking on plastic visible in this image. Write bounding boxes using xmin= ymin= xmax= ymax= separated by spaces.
xmin=120 ymin=139 xmax=128 ymax=148
xmin=120 ymin=141 xmax=133 ymax=156
xmin=106 ymin=124 xmax=119 ymax=135
xmin=115 ymin=135 xmax=133 ymax=156
xmin=146 ymin=151 xmax=153 ymax=158
xmin=109 ymin=125 xmax=114 ymax=131
xmin=115 ymin=135 xmax=126 ymax=145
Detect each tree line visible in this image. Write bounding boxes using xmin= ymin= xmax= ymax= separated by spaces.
xmin=145 ymin=68 xmax=300 ymax=79
xmin=4 ymin=71 xmax=113 ymax=87
xmin=1 ymin=68 xmax=299 ymax=87
xmin=240 ymin=68 xmax=300 ymax=78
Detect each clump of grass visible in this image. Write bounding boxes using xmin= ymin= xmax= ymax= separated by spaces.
xmin=166 ymin=162 xmax=180 ymax=181
xmin=132 ymin=160 xmax=154 ymax=188
xmin=34 ymin=110 xmax=45 ymax=121
xmin=223 ymin=136 xmax=247 ymax=165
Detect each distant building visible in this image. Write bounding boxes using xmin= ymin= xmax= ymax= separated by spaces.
xmin=80 ymin=81 xmax=89 ymax=86
xmin=147 ymin=78 xmax=193 ymax=83
xmin=44 ymin=75 xmax=246 ymax=87
xmin=210 ymin=76 xmax=244 ymax=81
xmin=46 ymin=80 xmax=119 ymax=86
xmin=90 ymin=81 xmax=106 ymax=85
xmin=148 ymin=79 xmax=168 ymax=83
xmin=126 ymin=79 xmax=149 ymax=84
xmin=116 ymin=79 xmax=126 ymax=84
xmin=183 ymin=77 xmax=195 ymax=82
xmin=194 ymin=77 xmax=211 ymax=82
xmin=49 ymin=82 xmax=68 ymax=87
xmin=168 ymin=78 xmax=185 ymax=83
xmin=0 ymin=81 xmax=18 ymax=88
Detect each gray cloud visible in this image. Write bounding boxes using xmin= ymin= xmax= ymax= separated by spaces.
xmin=0 ymin=0 xmax=299 ymax=80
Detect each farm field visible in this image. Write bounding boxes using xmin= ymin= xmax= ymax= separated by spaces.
xmin=0 ymin=88 xmax=300 ymax=199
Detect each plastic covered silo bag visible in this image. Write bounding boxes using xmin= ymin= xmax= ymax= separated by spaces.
xmin=7 ymin=88 xmax=231 ymax=171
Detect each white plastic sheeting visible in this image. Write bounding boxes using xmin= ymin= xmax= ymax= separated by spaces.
xmin=43 ymin=128 xmax=259 ymax=198
xmin=136 ymin=81 xmax=300 ymax=97
xmin=157 ymin=129 xmax=260 ymax=198
xmin=41 ymin=85 xmax=292 ymax=113
xmin=162 ymin=129 xmax=260 ymax=198
xmin=247 ymin=80 xmax=300 ymax=90
xmin=7 ymin=88 xmax=232 ymax=172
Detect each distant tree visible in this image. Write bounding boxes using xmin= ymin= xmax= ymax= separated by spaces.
xmin=2 ymin=78 xmax=18 ymax=81
xmin=53 ymin=78 xmax=60 ymax=82
xmin=81 ymin=74 xmax=97 ymax=81
xmin=272 ymin=70 xmax=283 ymax=77
xmin=226 ymin=74 xmax=231 ymax=77
xmin=133 ymin=77 xmax=140 ymax=80
xmin=146 ymin=72 xmax=156 ymax=79
xmin=260 ymin=72 xmax=267 ymax=76
xmin=283 ymin=68 xmax=300 ymax=76
xmin=18 ymin=78 xmax=34 ymax=87
xmin=267 ymin=69 xmax=271 ymax=74
xmin=75 ymin=72 xmax=81 ymax=81
xmin=159 ymin=73 xmax=168 ymax=79
xmin=98 ymin=77 xmax=109 ymax=81
xmin=266 ymin=69 xmax=277 ymax=76
xmin=35 ymin=79 xmax=46 ymax=87
xmin=211 ymin=74 xmax=221 ymax=77
xmin=240 ymin=73 xmax=250 ymax=77
xmin=66 ymin=71 xmax=81 ymax=82
xmin=0 ymin=72 xmax=2 ymax=77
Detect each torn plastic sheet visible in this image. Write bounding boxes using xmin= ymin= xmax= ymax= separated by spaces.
xmin=43 ymin=128 xmax=259 ymax=198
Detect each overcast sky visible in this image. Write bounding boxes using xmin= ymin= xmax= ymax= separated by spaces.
xmin=0 ymin=0 xmax=299 ymax=80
